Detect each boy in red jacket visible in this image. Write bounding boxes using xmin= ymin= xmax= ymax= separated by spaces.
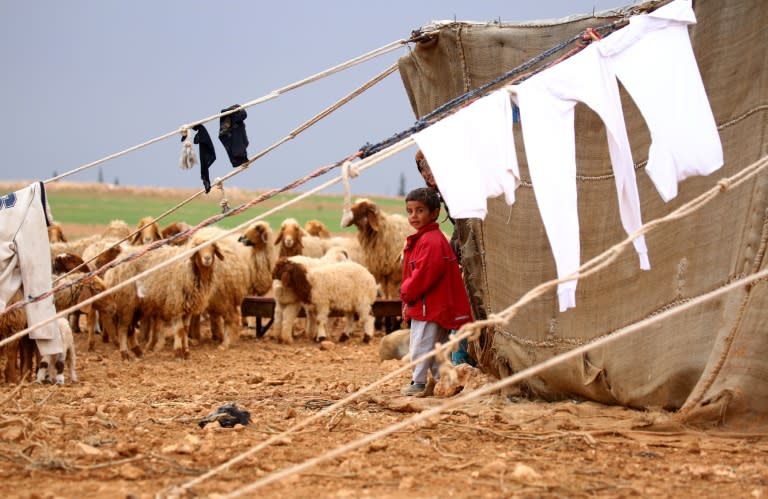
xmin=401 ymin=187 xmax=473 ymax=396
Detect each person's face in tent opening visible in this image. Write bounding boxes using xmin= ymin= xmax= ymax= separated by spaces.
xmin=417 ymin=157 xmax=437 ymax=190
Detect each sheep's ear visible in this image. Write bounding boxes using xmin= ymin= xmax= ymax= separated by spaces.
xmin=153 ymin=225 xmax=162 ymax=241
xmin=261 ymin=230 xmax=270 ymax=244
xmin=130 ymin=230 xmax=142 ymax=245
xmin=274 ymin=230 xmax=283 ymax=245
xmin=367 ymin=208 xmax=379 ymax=232
xmin=214 ymin=244 xmax=225 ymax=261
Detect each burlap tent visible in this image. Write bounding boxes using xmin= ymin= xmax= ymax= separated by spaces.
xmin=398 ymin=0 xmax=767 ymax=431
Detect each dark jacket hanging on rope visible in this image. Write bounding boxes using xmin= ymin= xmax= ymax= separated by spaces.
xmin=218 ymin=105 xmax=249 ymax=167
xmin=192 ymin=124 xmax=216 ymax=193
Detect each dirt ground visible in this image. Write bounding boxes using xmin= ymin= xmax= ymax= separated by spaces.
xmin=1 ymin=317 xmax=767 ymax=499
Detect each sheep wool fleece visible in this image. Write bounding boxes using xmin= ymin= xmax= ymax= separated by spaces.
xmin=0 ymin=182 xmax=63 ymax=356
xmin=513 ymin=42 xmax=650 ymax=312
xmin=401 ymin=222 xmax=472 ymax=330
xmin=597 ymin=0 xmax=723 ymax=202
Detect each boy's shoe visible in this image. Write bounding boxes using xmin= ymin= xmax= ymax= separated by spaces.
xmin=402 ymin=382 xmax=426 ymax=396
xmin=414 ymin=378 xmax=436 ymax=398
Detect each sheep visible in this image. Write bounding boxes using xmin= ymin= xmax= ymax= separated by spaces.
xmin=320 ymin=235 xmax=365 ymax=265
xmin=304 ymin=219 xmax=331 ymax=238
xmin=101 ymin=246 xmax=153 ymax=359
xmin=270 ymin=249 xmax=350 ymax=344
xmin=47 ymin=223 xmax=66 ymax=242
xmin=134 ymin=235 xmax=224 ymax=359
xmin=272 ymin=258 xmax=378 ymax=344
xmin=0 ymin=271 xmax=109 ymax=382
xmin=49 ymin=219 xmax=131 ymax=266
xmin=53 ymin=257 xmax=118 ymax=352
xmin=130 ymin=216 xmax=162 ymax=245
xmin=35 ymin=317 xmax=77 ymax=385
xmin=0 ymin=289 xmax=36 ymax=383
xmin=379 ymin=328 xmax=410 ymax=361
xmin=341 ymin=198 xmax=415 ymax=299
xmin=188 ymin=221 xmax=276 ymax=349
xmin=161 ymin=221 xmax=192 ymax=245
xmin=274 ymin=218 xmax=324 ymax=258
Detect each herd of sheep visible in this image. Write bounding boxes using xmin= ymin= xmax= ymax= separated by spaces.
xmin=0 ymin=198 xmax=416 ymax=384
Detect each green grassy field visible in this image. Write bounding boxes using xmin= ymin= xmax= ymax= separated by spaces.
xmin=35 ymin=182 xmax=454 ymax=238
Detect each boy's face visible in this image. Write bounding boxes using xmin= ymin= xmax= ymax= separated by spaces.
xmin=406 ymin=199 xmax=439 ymax=230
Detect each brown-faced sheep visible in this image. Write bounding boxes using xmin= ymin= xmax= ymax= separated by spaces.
xmin=270 ymin=249 xmax=350 ymax=344
xmin=47 ymin=223 xmax=66 ymax=242
xmin=135 ymin=236 xmax=223 ymax=359
xmin=274 ymin=218 xmax=324 ymax=258
xmin=130 ymin=216 xmax=163 ymax=245
xmin=304 ymin=219 xmax=331 ymax=238
xmin=341 ymin=198 xmax=415 ymax=299
xmin=189 ymin=222 xmax=276 ymax=349
xmin=273 ymin=258 xmax=378 ymax=344
xmin=53 ymin=263 xmax=118 ymax=353
xmin=161 ymin=221 xmax=192 ymax=245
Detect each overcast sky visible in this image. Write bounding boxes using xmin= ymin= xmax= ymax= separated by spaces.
xmin=0 ymin=0 xmax=627 ymax=197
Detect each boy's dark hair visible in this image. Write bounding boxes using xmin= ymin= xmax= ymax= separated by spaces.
xmin=406 ymin=187 xmax=441 ymax=212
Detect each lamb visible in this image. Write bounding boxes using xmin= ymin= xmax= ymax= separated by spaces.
xmin=304 ymin=219 xmax=331 ymax=238
xmin=272 ymin=258 xmax=378 ymax=344
xmin=35 ymin=317 xmax=77 ymax=385
xmin=341 ymin=198 xmax=415 ymax=299
xmin=134 ymin=235 xmax=224 ymax=359
xmin=188 ymin=222 xmax=276 ymax=349
xmin=130 ymin=216 xmax=163 ymax=245
xmin=270 ymin=249 xmax=349 ymax=344
xmin=274 ymin=218 xmax=324 ymax=258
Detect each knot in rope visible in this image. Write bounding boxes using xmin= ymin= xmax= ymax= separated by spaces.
xmin=717 ymin=179 xmax=731 ymax=192
xmin=215 ymin=178 xmax=231 ymax=213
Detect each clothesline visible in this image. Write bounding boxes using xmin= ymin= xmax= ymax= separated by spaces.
xmin=44 ymin=37 xmax=413 ymax=185
xmin=49 ymin=62 xmax=400 ymax=284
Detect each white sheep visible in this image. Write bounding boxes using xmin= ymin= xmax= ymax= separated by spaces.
xmin=270 ymin=249 xmax=350 ymax=343
xmin=35 ymin=317 xmax=77 ymax=385
xmin=135 ymin=235 xmax=224 ymax=359
xmin=320 ymin=235 xmax=365 ymax=266
xmin=272 ymin=258 xmax=378 ymax=344
xmin=274 ymin=217 xmax=325 ymax=258
xmin=341 ymin=198 xmax=415 ymax=299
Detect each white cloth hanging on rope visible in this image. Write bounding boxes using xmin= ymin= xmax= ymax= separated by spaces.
xmin=512 ymin=41 xmax=650 ymax=312
xmin=597 ymin=0 xmax=723 ymax=202
xmin=0 ymin=182 xmax=63 ymax=356
xmin=413 ymin=89 xmax=520 ymax=220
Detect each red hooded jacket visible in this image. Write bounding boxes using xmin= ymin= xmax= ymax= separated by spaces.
xmin=400 ymin=222 xmax=473 ymax=330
